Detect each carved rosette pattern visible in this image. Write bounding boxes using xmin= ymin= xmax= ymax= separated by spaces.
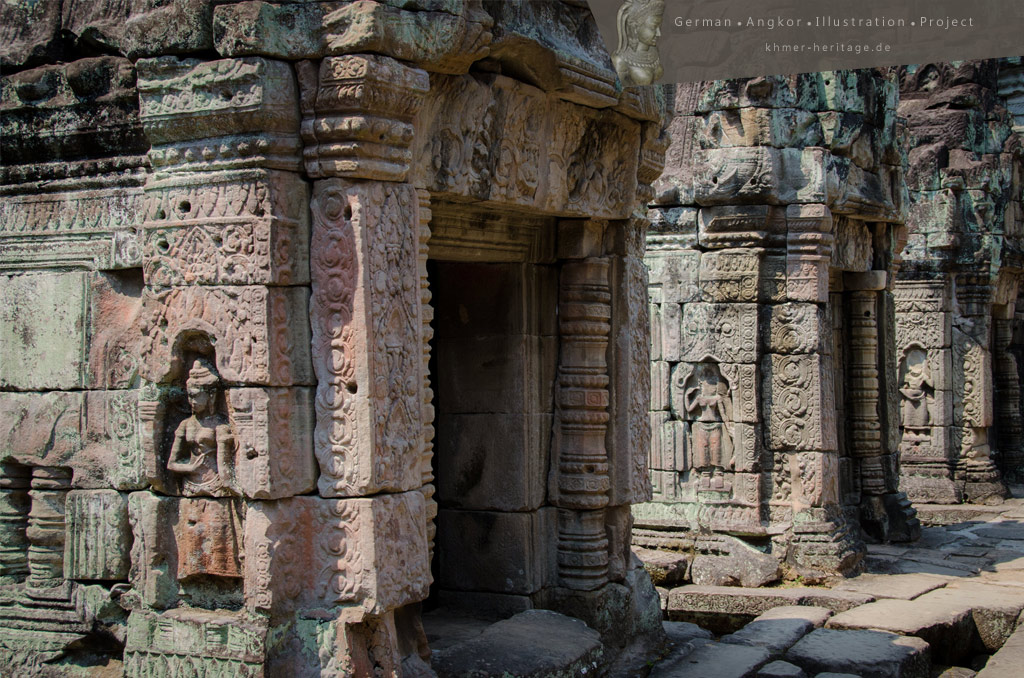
xmin=309 ymin=180 xmax=422 ymax=497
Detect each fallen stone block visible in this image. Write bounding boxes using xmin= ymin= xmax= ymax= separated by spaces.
xmin=826 ymin=598 xmax=973 ymax=665
xmin=786 ymin=628 xmax=930 ymax=678
xmin=915 ymin=581 xmax=1024 ymax=652
xmin=976 ymin=618 xmax=1024 ymax=677
xmin=636 ymin=547 xmax=690 ymax=587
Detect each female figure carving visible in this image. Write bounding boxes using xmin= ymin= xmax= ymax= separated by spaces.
xmin=900 ymin=349 xmax=933 ymax=429
xmin=167 ymin=358 xmax=237 ymax=496
xmin=685 ymin=363 xmax=734 ymax=473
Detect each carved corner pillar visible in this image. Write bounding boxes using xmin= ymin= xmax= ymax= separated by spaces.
xmin=954 ymin=276 xmax=1007 ymax=502
xmin=845 ymin=271 xmax=920 ymax=542
xmin=553 ymin=249 xmax=612 ymax=591
xmin=309 ymin=179 xmax=423 ymax=498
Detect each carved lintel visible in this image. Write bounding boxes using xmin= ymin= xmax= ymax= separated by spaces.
xmin=309 ymin=179 xmax=423 ymax=497
xmin=301 ymin=55 xmax=429 ymax=182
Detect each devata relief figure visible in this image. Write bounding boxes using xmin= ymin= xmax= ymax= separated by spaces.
xmin=168 ymin=357 xmax=237 ymax=497
xmin=611 ymin=0 xmax=665 ymax=86
xmin=900 ymin=349 xmax=933 ymax=429
xmin=685 ymin=363 xmax=734 ymax=486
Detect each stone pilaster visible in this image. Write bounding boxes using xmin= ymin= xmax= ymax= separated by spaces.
xmin=0 ymin=464 xmax=30 ymax=584
xmin=994 ymin=310 xmax=1024 ymax=481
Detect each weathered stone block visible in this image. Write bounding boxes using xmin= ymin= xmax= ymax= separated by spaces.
xmin=952 ymin=330 xmax=993 ymax=427
xmin=142 ymin=170 xmax=310 ymax=287
xmin=436 ymin=413 xmax=549 ymax=512
xmin=127 ymin=492 xmax=180 ymax=610
xmin=896 ymin=311 xmax=951 ymax=350
xmin=137 ymin=55 xmax=301 ymax=172
xmin=786 ymin=628 xmax=930 ymax=678
xmin=699 ymin=249 xmax=761 ymax=303
xmin=763 ymin=354 xmax=837 ymax=451
xmin=698 ymin=206 xmax=772 ymax=250
xmin=64 ymin=490 xmax=131 ymax=581
xmin=697 ymin=107 xmax=823 ymax=149
xmin=0 ymin=0 xmax=62 ymax=70
xmin=138 ymin=285 xmax=312 ymax=386
xmin=245 ymin=492 xmax=430 ymax=617
xmin=647 ymin=250 xmax=701 ymax=304
xmin=436 ymin=508 xmax=554 ymax=596
xmin=0 ymin=390 xmax=144 ymax=490
xmin=0 ymin=272 xmax=88 ymax=390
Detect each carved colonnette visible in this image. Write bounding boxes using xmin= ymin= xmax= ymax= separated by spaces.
xmin=896 ymin=60 xmax=1024 ymax=499
xmin=639 ymin=71 xmax=918 ymax=585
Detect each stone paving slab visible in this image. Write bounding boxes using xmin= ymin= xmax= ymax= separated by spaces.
xmin=663 ymin=620 xmax=713 ymax=645
xmin=785 ymin=628 xmax=930 ymax=678
xmin=825 ymin=598 xmax=973 ymax=665
xmin=865 ymin=553 xmax=976 ymax=578
xmin=757 ymin=660 xmax=807 ymax=678
xmin=649 ymin=639 xmax=771 ymax=678
xmin=431 ymin=610 xmax=603 ymax=678
xmin=756 ymin=606 xmax=833 ymax=628
xmin=833 ymin=573 xmax=949 ymax=600
xmin=975 ymin=616 xmax=1024 ymax=677
xmin=721 ymin=617 xmax=815 ymax=658
xmin=971 ymin=521 xmax=1024 ymax=541
xmin=914 ymin=581 xmax=1024 ymax=652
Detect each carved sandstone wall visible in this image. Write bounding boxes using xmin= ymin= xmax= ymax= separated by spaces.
xmin=0 ymin=0 xmax=665 ymax=675
xmin=895 ymin=60 xmax=1024 ymax=502
xmin=639 ymin=72 xmax=920 ymax=586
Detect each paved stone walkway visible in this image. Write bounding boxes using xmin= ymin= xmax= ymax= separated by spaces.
xmin=647 ymin=494 xmax=1024 ymax=678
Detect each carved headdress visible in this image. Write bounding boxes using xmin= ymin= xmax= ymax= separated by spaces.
xmin=186 ymin=357 xmax=220 ymax=389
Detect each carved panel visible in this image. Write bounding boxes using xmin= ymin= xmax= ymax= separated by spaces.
xmin=413 ymin=73 xmax=640 ymax=219
xmin=678 ymin=303 xmax=759 ymax=364
xmin=309 ymin=179 xmax=422 ymax=497
xmin=671 ymin=362 xmax=757 ymax=425
xmin=953 ymin=328 xmax=994 ymax=428
xmin=646 ymin=250 xmax=700 ymax=305
xmin=244 ymin=492 xmax=430 ymax=617
xmin=764 ymin=354 xmax=837 ymax=452
xmin=893 ymin=280 xmax=949 ymax=313
xmin=138 ymin=285 xmax=312 ymax=387
xmin=142 ymin=170 xmax=310 ymax=287
xmin=895 ymin=310 xmax=951 ymax=351
xmin=765 ymin=303 xmax=829 ymax=355
xmin=698 ymin=249 xmax=761 ymax=302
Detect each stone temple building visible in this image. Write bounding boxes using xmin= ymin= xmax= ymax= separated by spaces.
xmin=637 ymin=70 xmax=920 ymax=586
xmin=637 ymin=60 xmax=1024 ymax=588
xmin=0 ymin=1 xmax=666 ymax=674
xmin=895 ymin=61 xmax=1024 ymax=504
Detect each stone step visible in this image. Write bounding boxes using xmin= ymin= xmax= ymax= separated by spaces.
xmin=825 ymin=598 xmax=973 ymax=665
xmin=431 ymin=609 xmax=603 ymax=678
xmin=785 ymin=628 xmax=930 ymax=678
xmin=649 ymin=639 xmax=770 ymax=678
xmin=667 ymin=586 xmax=873 ymax=635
